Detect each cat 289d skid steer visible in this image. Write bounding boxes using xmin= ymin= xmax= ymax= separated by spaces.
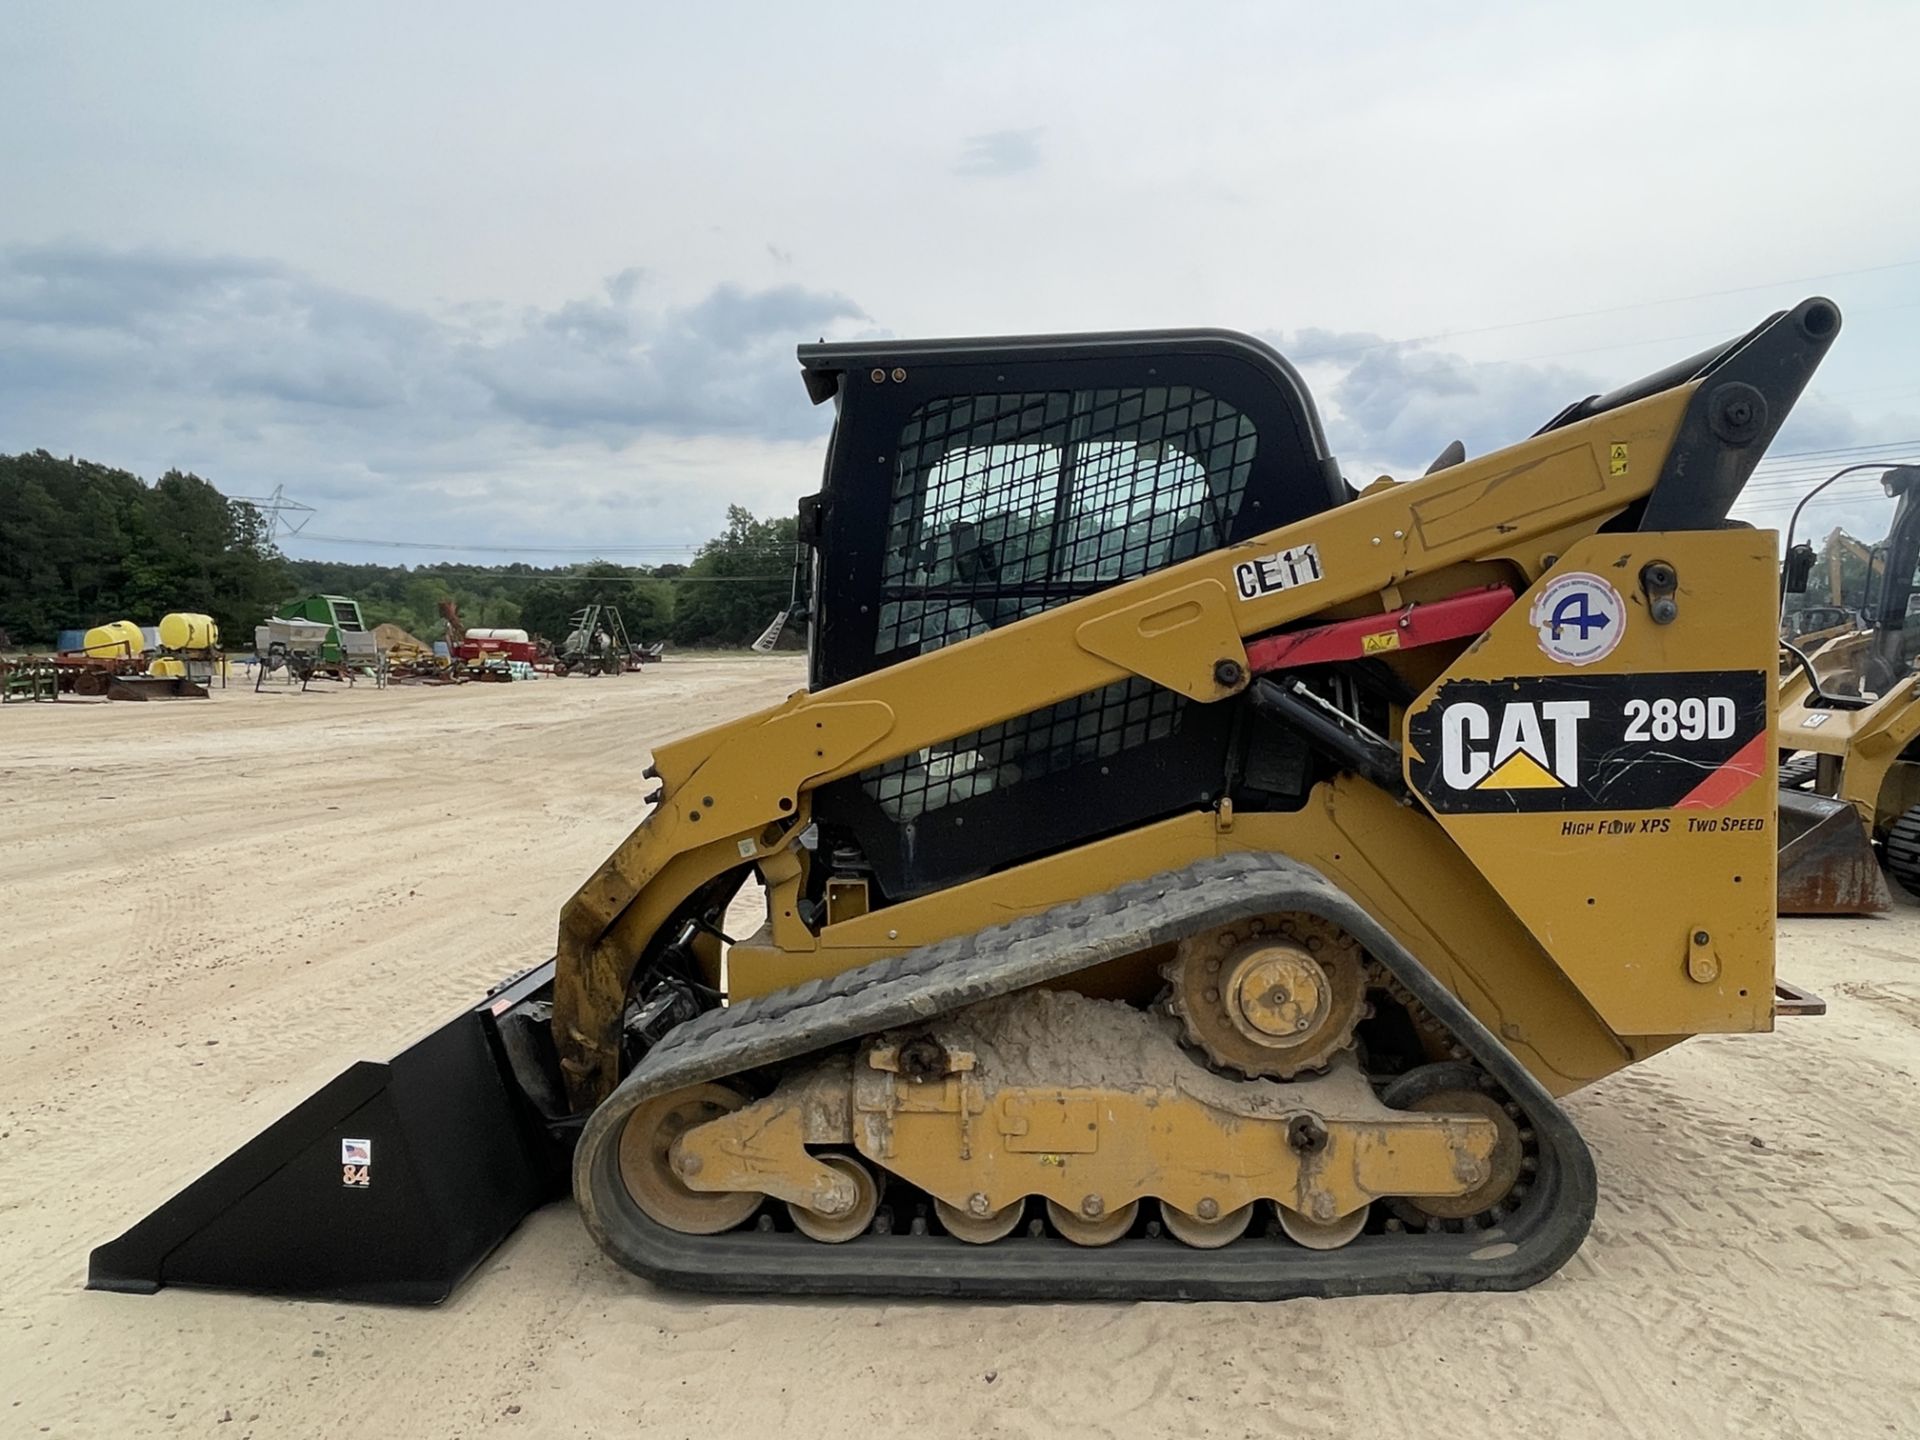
xmin=93 ymin=299 xmax=1841 ymax=1304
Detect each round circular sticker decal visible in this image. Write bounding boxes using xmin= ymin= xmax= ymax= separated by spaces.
xmin=1530 ymin=571 xmax=1625 ymax=666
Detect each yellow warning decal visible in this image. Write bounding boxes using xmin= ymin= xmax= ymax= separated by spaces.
xmin=1608 ymin=442 xmax=1629 ymax=477
xmin=1361 ymin=630 xmax=1401 ymax=655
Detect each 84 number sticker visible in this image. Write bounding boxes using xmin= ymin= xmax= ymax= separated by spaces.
xmin=342 ymin=1138 xmax=371 ymax=1188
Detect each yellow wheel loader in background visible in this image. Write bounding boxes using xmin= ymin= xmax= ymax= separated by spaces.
xmin=93 ymin=299 xmax=1842 ymax=1304
xmin=1778 ymin=464 xmax=1920 ymax=911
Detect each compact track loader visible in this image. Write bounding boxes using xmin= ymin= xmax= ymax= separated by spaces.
xmin=94 ymin=300 xmax=1841 ymax=1304
xmin=1778 ymin=463 xmax=1920 ymax=910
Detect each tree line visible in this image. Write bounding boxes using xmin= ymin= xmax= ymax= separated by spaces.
xmin=0 ymin=451 xmax=798 ymax=651
xmin=0 ymin=451 xmax=282 ymax=647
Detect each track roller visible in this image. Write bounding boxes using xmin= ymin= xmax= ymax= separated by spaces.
xmin=1046 ymin=1197 xmax=1139 ymax=1246
xmin=934 ymin=1197 xmax=1025 ymax=1245
xmin=787 ymin=1154 xmax=880 ymax=1243
xmin=1161 ymin=1201 xmax=1254 ymax=1249
xmin=1276 ymin=1202 xmax=1368 ymax=1250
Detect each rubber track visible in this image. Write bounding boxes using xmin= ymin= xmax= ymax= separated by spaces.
xmin=1884 ymin=804 xmax=1920 ymax=898
xmin=573 ymin=852 xmax=1597 ymax=1300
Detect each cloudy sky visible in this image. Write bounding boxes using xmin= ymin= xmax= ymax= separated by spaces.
xmin=3 ymin=0 xmax=1916 ymax=566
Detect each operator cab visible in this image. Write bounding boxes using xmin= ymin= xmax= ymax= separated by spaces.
xmin=793 ymin=330 xmax=1344 ymax=899
xmin=1782 ymin=464 xmax=1920 ymax=703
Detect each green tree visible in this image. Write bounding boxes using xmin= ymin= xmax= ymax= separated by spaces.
xmin=0 ymin=450 xmax=800 ymax=655
xmin=0 ymin=452 xmax=286 ymax=646
xmin=515 ymin=562 xmax=671 ymax=644
xmin=668 ymin=506 xmax=797 ymax=647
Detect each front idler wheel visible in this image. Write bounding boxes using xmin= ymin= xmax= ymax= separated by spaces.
xmin=616 ymin=1083 xmax=764 ymax=1235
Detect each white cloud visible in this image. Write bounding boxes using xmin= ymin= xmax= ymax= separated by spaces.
xmin=1 ymin=1 xmax=1916 ymax=559
xmin=953 ymin=129 xmax=1045 ymax=178
xmin=0 ymin=241 xmax=867 ymax=555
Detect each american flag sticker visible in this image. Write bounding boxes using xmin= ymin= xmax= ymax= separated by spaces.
xmin=342 ymin=1139 xmax=371 ymax=1166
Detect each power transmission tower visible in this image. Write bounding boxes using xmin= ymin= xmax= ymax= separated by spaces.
xmin=231 ymin=484 xmax=316 ymax=539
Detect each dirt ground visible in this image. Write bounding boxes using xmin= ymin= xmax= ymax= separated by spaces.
xmin=4 ymin=658 xmax=1918 ymax=1439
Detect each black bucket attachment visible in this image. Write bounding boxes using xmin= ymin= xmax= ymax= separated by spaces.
xmin=1777 ymin=789 xmax=1892 ymax=916
xmin=89 ymin=963 xmax=568 ymax=1304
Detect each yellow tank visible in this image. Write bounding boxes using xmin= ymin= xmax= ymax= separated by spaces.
xmin=81 ymin=620 xmax=145 ymax=659
xmin=158 ymin=613 xmax=220 ymax=650
xmin=148 ymin=657 xmax=186 ymax=679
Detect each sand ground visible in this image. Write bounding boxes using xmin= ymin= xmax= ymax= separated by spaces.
xmin=3 ymin=658 xmax=1917 ymax=1439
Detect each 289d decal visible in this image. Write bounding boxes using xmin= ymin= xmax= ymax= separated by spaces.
xmin=1406 ymin=671 xmax=1769 ymax=814
xmin=1621 ymin=695 xmax=1738 ymax=743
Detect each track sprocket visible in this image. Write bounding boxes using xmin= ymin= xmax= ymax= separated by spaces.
xmin=1162 ymin=913 xmax=1367 ymax=1078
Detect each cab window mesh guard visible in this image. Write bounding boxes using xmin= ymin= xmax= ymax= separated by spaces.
xmin=862 ymin=385 xmax=1257 ymax=821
